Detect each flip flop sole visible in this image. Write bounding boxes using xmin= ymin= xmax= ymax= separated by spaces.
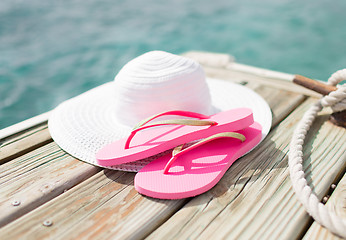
xmin=96 ymin=108 xmax=254 ymax=166
xmin=134 ymin=122 xmax=262 ymax=199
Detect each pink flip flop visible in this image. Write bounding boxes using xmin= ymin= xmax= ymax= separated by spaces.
xmin=134 ymin=122 xmax=262 ymax=199
xmin=96 ymin=108 xmax=254 ymax=166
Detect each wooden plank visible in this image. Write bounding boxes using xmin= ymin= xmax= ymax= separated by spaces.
xmin=0 ymin=142 xmax=100 ymax=227
xmin=0 ymin=80 xmax=305 ymax=239
xmin=0 ymin=112 xmax=50 ymax=140
xmin=250 ymin=84 xmax=306 ymax=126
xmin=0 ymin=122 xmax=47 ymax=147
xmin=184 ymin=51 xmax=326 ymax=98
xmin=303 ymin=173 xmax=346 ymax=240
xmin=147 ymin=98 xmax=346 ymax=240
xmin=0 ymin=123 xmax=52 ymax=164
xmin=183 ymin=51 xmax=293 ymax=81
xmin=0 ymin=169 xmax=188 ymax=240
xmin=203 ymin=65 xmax=322 ymax=98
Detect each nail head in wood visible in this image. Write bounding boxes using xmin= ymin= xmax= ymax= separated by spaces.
xmin=11 ymin=200 xmax=21 ymax=206
xmin=42 ymin=220 xmax=53 ymax=227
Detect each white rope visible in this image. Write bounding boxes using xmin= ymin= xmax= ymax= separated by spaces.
xmin=288 ymin=69 xmax=346 ymax=238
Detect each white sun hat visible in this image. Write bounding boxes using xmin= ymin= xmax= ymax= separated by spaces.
xmin=48 ymin=51 xmax=272 ymax=172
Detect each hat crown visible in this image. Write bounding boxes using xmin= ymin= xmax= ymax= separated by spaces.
xmin=113 ymin=51 xmax=212 ymax=126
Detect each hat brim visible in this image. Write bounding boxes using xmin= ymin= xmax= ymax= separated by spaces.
xmin=48 ymin=78 xmax=272 ymax=172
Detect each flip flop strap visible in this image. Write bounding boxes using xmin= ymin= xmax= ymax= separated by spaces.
xmin=125 ymin=110 xmax=217 ymax=149
xmin=133 ymin=110 xmax=211 ymax=130
xmin=163 ymin=132 xmax=246 ymax=174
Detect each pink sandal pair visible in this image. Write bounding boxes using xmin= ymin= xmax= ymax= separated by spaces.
xmin=96 ymin=108 xmax=262 ymax=199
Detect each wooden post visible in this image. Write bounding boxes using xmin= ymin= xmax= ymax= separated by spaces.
xmin=293 ymin=75 xmax=345 ymax=128
xmin=293 ymin=75 xmax=337 ymax=95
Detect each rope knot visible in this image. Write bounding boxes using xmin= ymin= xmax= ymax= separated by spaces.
xmin=320 ymin=69 xmax=346 ymax=112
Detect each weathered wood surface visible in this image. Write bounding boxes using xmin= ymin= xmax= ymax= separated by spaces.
xmin=183 ymin=51 xmax=323 ymax=98
xmin=0 ymin=123 xmax=52 ymax=164
xmin=0 ymin=142 xmax=100 ymax=228
xmin=147 ymin=99 xmax=346 ymax=240
xmin=303 ymin=173 xmax=346 ymax=240
xmin=0 ymin=83 xmax=302 ymax=239
xmin=0 ymin=51 xmax=345 ymax=239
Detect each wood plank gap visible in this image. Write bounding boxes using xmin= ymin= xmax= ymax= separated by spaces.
xmin=0 ymin=142 xmax=101 ymax=228
xmin=0 ymin=123 xmax=48 ymax=147
xmin=0 ymin=147 xmax=65 ymax=184
xmin=0 ymin=112 xmax=50 ymax=140
xmin=0 ymin=127 xmax=53 ymax=165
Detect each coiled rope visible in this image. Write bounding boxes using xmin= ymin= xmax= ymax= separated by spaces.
xmin=289 ymin=69 xmax=346 ymax=238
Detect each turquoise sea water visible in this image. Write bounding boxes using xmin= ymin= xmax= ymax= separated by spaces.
xmin=1 ymin=0 xmax=346 ymax=129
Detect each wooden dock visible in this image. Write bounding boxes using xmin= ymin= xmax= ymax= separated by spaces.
xmin=0 ymin=51 xmax=345 ymax=239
